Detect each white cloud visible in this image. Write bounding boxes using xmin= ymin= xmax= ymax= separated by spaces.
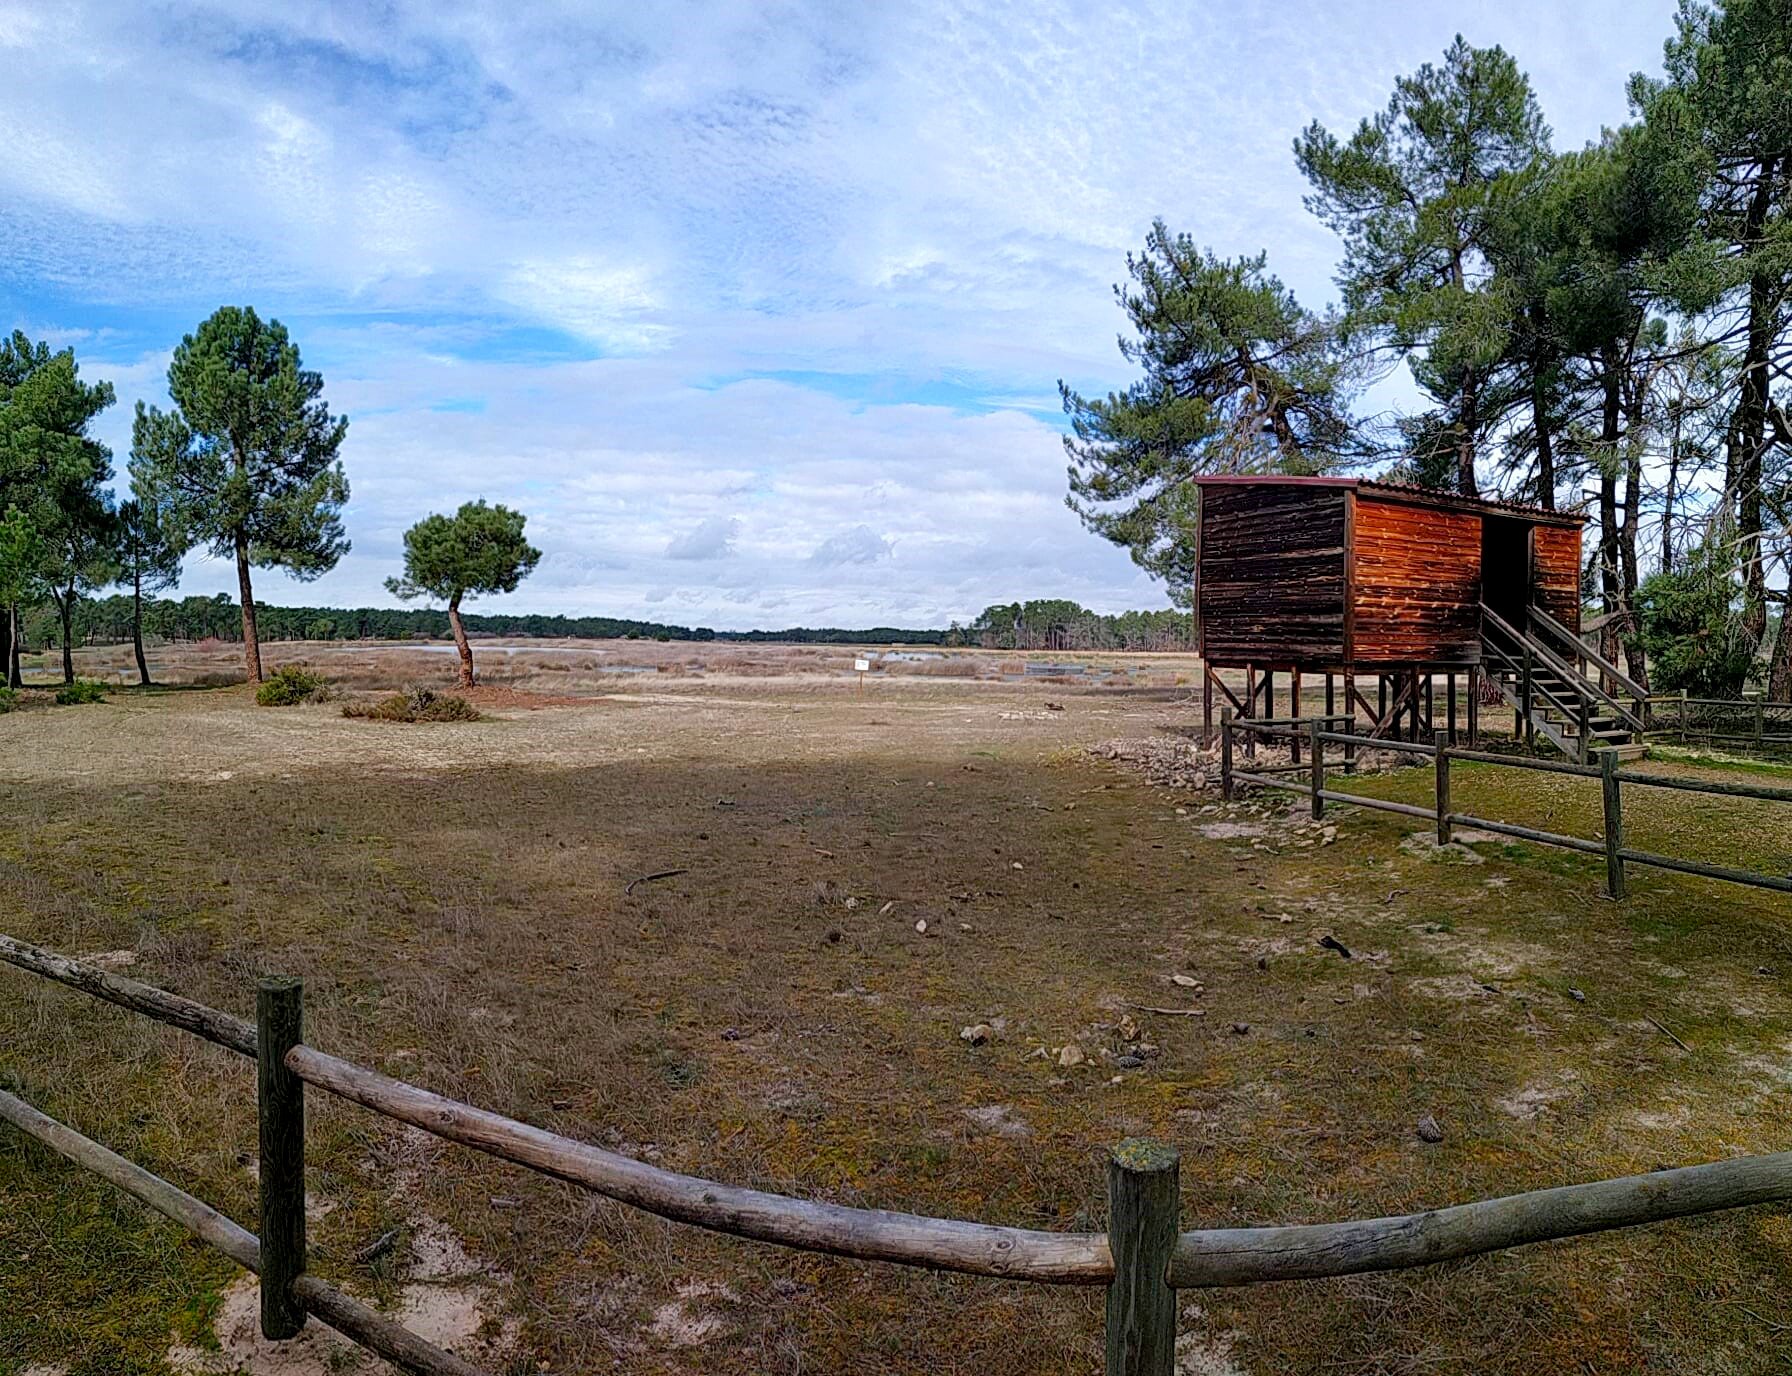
xmin=666 ymin=515 xmax=740 ymax=560
xmin=810 ymin=524 xmax=891 ymax=567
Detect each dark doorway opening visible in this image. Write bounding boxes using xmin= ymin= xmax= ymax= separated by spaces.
xmin=1481 ymin=517 xmax=1532 ymax=625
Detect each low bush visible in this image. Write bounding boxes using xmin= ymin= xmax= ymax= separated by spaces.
xmin=342 ymin=686 xmax=481 ymax=723
xmin=54 ymin=680 xmax=107 ymax=706
xmin=255 ymin=665 xmax=332 ymax=706
xmin=0 ymin=687 xmax=15 ymax=713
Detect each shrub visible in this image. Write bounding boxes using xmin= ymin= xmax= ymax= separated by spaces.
xmin=54 ymin=680 xmax=107 ymax=706
xmin=0 ymin=687 xmax=15 ymax=713
xmin=256 ymin=665 xmax=331 ymax=706
xmin=342 ymin=686 xmax=481 ymax=723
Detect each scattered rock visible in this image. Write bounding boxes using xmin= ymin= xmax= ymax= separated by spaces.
xmin=1568 ymin=988 xmax=1586 ymax=1002
xmin=1171 ymin=973 xmax=1200 ymax=988
xmin=1416 ymin=1114 xmax=1445 ymax=1143
xmin=878 ymin=900 xmax=897 ymax=916
xmin=963 ymin=1104 xmax=1032 ymax=1138
xmin=1115 ymin=1013 xmax=1141 ymax=1043
xmin=914 ymin=919 xmax=928 ymax=935
xmin=1318 ymin=934 xmax=1353 ymax=959
xmin=1230 ymin=1022 xmax=1250 ymax=1036
xmin=1115 ymin=1055 xmax=1144 ymax=1070
xmin=1058 ymin=1041 xmax=1087 ymax=1068
xmin=960 ymin=1023 xmax=995 ymax=1046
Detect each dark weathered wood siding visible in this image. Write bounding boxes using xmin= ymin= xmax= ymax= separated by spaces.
xmin=1197 ymin=484 xmax=1347 ymax=664
xmin=1532 ymin=525 xmax=1582 ymax=631
xmin=1350 ymin=494 xmax=1481 ymax=663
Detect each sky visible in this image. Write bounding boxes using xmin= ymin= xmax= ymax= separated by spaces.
xmin=0 ymin=0 xmax=1681 ymax=630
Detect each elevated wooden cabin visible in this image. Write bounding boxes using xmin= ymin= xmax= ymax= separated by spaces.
xmin=1194 ymin=476 xmax=1595 ymax=748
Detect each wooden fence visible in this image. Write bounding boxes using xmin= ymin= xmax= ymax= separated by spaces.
xmin=9 ymin=931 xmax=1792 ymax=1373
xmin=1220 ymin=712 xmax=1792 ymax=899
xmin=1642 ymin=692 xmax=1792 ymax=751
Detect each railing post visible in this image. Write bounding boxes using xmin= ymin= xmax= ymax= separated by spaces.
xmin=1577 ymin=696 xmax=1590 ymax=765
xmin=1520 ymin=647 xmax=1533 ymax=748
xmin=1756 ymin=700 xmax=1765 ymax=748
xmin=1600 ymin=749 xmax=1626 ymax=900
xmin=258 ymin=975 xmax=307 ymax=1339
xmin=1309 ymin=717 xmax=1324 ymax=820
xmin=1434 ymin=730 xmax=1451 ymax=847
xmin=1105 ymin=1139 xmax=1179 ymax=1376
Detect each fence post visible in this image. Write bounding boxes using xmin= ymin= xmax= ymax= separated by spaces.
xmin=1577 ymin=696 xmax=1590 ymax=765
xmin=258 ymin=975 xmax=307 ymax=1339
xmin=1309 ymin=718 xmax=1324 ymax=820
xmin=1600 ymin=750 xmax=1626 ymax=900
xmin=1434 ymin=730 xmax=1451 ymax=847
xmin=1756 ymin=700 xmax=1765 ymax=748
xmin=1220 ymin=710 xmax=1233 ymax=802
xmin=1105 ymin=1139 xmax=1179 ymax=1376
xmin=1680 ymin=689 xmax=1688 ymax=744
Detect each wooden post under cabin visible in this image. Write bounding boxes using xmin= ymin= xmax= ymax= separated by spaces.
xmin=258 ymin=976 xmax=307 ymax=1339
xmin=1446 ymin=671 xmax=1458 ymax=744
xmin=1290 ymin=670 xmax=1302 ymax=764
xmin=1220 ymin=709 xmax=1234 ymax=802
xmin=1202 ymin=666 xmax=1214 ymax=746
xmin=1244 ymin=666 xmax=1257 ymax=761
xmin=1467 ymin=666 xmax=1479 ymax=746
xmin=1325 ymin=672 xmax=1335 ymax=718
xmin=1105 ymin=1139 xmax=1179 ymax=1376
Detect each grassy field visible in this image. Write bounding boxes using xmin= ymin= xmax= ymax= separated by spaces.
xmin=3 ymin=641 xmax=1792 ymax=1374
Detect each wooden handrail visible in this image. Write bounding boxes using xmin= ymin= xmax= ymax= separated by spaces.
xmin=285 ymin=1045 xmax=1116 ymax=1285
xmin=1481 ymin=605 xmax=1643 ymax=734
xmin=1528 ymin=604 xmax=1648 ymax=703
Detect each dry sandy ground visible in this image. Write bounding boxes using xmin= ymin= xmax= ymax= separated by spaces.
xmin=2 ymin=650 xmax=1791 ymax=1375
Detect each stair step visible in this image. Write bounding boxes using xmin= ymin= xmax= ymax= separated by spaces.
xmin=1596 ymin=742 xmax=1650 ymax=762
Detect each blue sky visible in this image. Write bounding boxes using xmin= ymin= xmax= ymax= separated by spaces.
xmin=0 ymin=0 xmax=1677 ymax=629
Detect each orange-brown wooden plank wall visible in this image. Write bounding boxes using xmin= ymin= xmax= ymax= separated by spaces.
xmin=1350 ymin=495 xmax=1481 ymax=663
xmin=1532 ymin=525 xmax=1582 ymax=631
xmin=1197 ymin=484 xmax=1347 ymax=664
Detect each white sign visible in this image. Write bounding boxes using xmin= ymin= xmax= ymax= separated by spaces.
xmin=854 ymin=658 xmax=871 ymax=673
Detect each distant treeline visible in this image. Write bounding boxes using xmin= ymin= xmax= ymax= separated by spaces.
xmin=31 ymin=593 xmax=1190 ymax=652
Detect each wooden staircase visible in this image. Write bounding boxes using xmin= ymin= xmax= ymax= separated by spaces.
xmin=1480 ymin=605 xmax=1649 ymax=763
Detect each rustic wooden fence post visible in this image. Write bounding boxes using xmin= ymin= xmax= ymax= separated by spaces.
xmin=258 ymin=975 xmax=307 ymax=1339
xmin=1344 ymin=713 xmax=1357 ymax=776
xmin=1600 ymin=749 xmax=1626 ymax=900
xmin=1309 ymin=718 xmax=1324 ymax=820
xmin=1220 ymin=710 xmax=1234 ymax=802
xmin=1106 ymin=1139 xmax=1179 ymax=1376
xmin=1434 ymin=730 xmax=1451 ymax=847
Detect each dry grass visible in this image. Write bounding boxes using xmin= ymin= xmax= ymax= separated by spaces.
xmin=1 ymin=642 xmax=1791 ymax=1374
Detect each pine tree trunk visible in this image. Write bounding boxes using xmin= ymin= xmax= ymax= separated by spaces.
xmin=1457 ymin=370 xmax=1479 ymax=497
xmin=235 ymin=534 xmax=263 ymax=683
xmin=58 ymin=585 xmax=74 ymax=685
xmin=7 ymin=610 xmax=18 ymax=689
xmin=1768 ymin=602 xmax=1792 ymax=702
xmin=449 ymin=593 xmax=474 ymax=687
xmin=1531 ymin=367 xmax=1555 ymax=510
xmin=1597 ymin=347 xmax=1623 ymax=688
xmin=132 ymin=570 xmax=150 ymax=686
xmin=1732 ymin=156 xmax=1777 ymax=653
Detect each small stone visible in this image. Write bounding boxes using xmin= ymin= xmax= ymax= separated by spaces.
xmin=1116 ymin=1013 xmax=1141 ymax=1043
xmin=914 ymin=919 xmax=928 ymax=934
xmin=1011 ymin=861 xmax=1024 ymax=870
xmin=1058 ymin=1041 xmax=1087 ymax=1068
xmin=720 ymin=1026 xmax=745 ymax=1041
xmin=1568 ymin=988 xmax=1586 ymax=1002
xmin=963 ymin=1104 xmax=1032 ymax=1138
xmin=1416 ymin=1114 xmax=1444 ymax=1143
xmin=845 ymin=896 xmax=859 ymax=910
xmin=1230 ymin=1022 xmax=1250 ymax=1036
xmin=1409 ymin=1031 xmax=1425 ymax=1042
xmin=1171 ymin=973 xmax=1200 ymax=988
xmin=1115 ymin=1054 xmax=1144 ymax=1069
xmin=960 ymin=1023 xmax=995 ymax=1046
xmin=879 ymin=900 xmax=896 ymax=916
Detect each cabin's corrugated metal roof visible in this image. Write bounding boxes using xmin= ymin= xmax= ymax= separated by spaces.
xmin=1190 ymin=474 xmax=1587 ymax=524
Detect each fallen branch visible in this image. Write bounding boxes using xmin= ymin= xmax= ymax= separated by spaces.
xmin=625 ymin=868 xmax=689 ymax=896
xmin=1646 ymin=1014 xmax=1691 ymax=1052
xmin=1128 ymin=1004 xmax=1207 ymax=1017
